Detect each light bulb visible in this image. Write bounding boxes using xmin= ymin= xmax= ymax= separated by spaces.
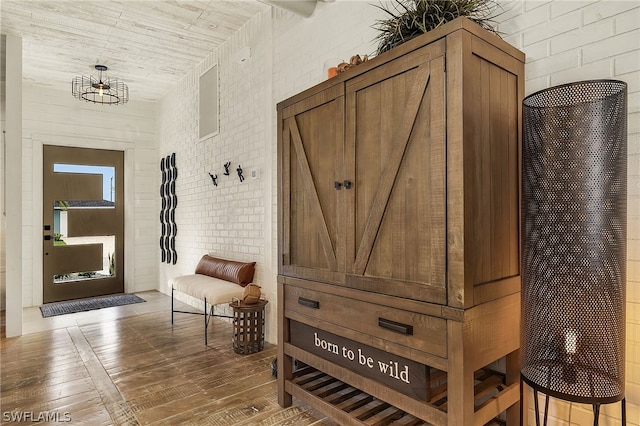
xmin=99 ymin=86 xmax=104 ymax=96
xmin=565 ymin=329 xmax=577 ymax=355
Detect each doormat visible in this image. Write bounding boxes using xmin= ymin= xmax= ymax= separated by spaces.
xmin=40 ymin=294 xmax=146 ymax=318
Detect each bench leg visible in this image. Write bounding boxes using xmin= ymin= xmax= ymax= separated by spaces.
xmin=204 ymin=297 xmax=208 ymax=345
xmin=171 ymin=287 xmax=174 ymax=325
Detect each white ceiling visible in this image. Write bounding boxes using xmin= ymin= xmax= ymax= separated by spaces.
xmin=1 ymin=1 xmax=270 ymax=102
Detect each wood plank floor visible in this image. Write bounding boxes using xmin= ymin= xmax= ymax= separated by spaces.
xmin=0 ymin=291 xmax=338 ymax=425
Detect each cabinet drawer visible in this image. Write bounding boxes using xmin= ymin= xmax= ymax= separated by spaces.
xmin=284 ymin=284 xmax=447 ymax=359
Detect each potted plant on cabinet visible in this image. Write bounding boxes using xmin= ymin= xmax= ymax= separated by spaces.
xmin=372 ymin=0 xmax=500 ymax=55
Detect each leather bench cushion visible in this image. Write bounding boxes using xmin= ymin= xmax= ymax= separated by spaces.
xmin=170 ymin=274 xmax=245 ymax=305
xmin=194 ymin=255 xmax=255 ymax=287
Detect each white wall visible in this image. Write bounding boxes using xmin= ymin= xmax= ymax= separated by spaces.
xmin=1 ymin=34 xmax=6 ymax=312
xmin=3 ymin=34 xmax=23 ymax=337
xmin=497 ymin=1 xmax=639 ymax=423
xmin=18 ymin=85 xmax=158 ymax=307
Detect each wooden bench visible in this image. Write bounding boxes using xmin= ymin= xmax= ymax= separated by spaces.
xmin=170 ymin=254 xmax=256 ymax=344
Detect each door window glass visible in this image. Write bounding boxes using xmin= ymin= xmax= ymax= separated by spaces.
xmin=51 ymin=164 xmax=116 ymax=283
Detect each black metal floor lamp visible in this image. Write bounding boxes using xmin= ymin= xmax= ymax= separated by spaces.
xmin=521 ymin=80 xmax=627 ymax=425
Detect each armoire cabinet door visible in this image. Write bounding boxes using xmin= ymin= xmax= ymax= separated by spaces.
xmin=344 ymin=40 xmax=447 ymax=304
xmin=279 ymin=86 xmax=346 ymax=284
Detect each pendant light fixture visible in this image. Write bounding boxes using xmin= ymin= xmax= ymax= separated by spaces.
xmin=71 ymin=65 xmax=129 ymax=105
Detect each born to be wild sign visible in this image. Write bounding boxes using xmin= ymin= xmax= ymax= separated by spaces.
xmin=289 ymin=321 xmax=428 ymax=400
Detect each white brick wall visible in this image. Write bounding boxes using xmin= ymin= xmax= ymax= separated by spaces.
xmin=158 ymin=10 xmax=276 ymax=335
xmin=497 ymin=1 xmax=639 ymax=424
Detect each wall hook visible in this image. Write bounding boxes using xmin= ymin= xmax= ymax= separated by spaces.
xmin=208 ymin=173 xmax=218 ymax=186
xmin=237 ymin=165 xmax=245 ymax=182
xmin=223 ymin=161 xmax=231 ymax=176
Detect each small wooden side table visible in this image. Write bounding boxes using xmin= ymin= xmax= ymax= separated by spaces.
xmin=229 ymin=299 xmax=268 ymax=354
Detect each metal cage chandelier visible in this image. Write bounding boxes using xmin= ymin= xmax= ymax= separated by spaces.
xmin=72 ymin=65 xmax=129 ymax=105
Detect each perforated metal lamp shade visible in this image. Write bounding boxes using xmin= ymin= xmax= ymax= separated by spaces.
xmin=521 ymin=80 xmax=627 ymax=405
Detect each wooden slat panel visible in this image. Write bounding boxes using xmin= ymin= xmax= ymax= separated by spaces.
xmin=285 ymin=344 xmax=449 ymax=426
xmin=67 ymin=209 xmax=116 ymax=237
xmin=445 ymin=29 xmax=468 ymax=309
xmin=473 ymin=383 xmax=519 ymax=426
xmin=489 ymin=63 xmax=506 ymax=281
xmin=286 ymin=380 xmax=368 ymax=426
xmin=345 ymin=48 xmax=448 ymax=303
xmin=280 ymin=83 xmax=345 ymax=281
xmin=289 ymin=113 xmax=338 ymax=271
xmin=285 ymin=347 xmax=515 ymax=426
xmin=279 ymin=107 xmax=291 ymax=271
xmin=428 ymin=55 xmax=447 ymax=295
xmin=463 ymin=33 xmax=522 ymax=297
xmin=49 ymin=173 xmax=102 ymax=201
xmin=352 ymin=64 xmax=431 ymax=276
xmin=52 ymin=243 xmax=103 ymax=274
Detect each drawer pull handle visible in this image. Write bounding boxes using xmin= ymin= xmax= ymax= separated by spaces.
xmin=378 ymin=318 xmax=413 ymax=335
xmin=298 ymin=297 xmax=320 ymax=309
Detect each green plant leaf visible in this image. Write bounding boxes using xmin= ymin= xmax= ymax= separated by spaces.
xmin=371 ymin=0 xmax=500 ymax=56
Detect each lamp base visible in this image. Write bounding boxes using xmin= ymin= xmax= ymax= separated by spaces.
xmin=521 ymin=375 xmax=627 ymax=426
xmin=521 ymin=362 xmax=624 ymax=404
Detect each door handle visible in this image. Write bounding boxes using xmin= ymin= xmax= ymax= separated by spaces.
xmin=334 ymin=181 xmax=342 ymax=190
xmin=344 ymin=180 xmax=352 ymax=189
xmin=43 ymin=235 xmax=52 ymax=241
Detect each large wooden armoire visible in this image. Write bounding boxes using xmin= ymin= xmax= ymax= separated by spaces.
xmin=277 ymin=18 xmax=525 ymax=426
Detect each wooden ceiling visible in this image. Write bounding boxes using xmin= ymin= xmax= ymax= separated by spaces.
xmin=1 ymin=1 xmax=269 ymax=102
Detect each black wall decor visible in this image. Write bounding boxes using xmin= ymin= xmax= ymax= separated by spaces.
xmin=237 ymin=164 xmax=244 ymax=182
xmin=209 ymin=162 xmax=247 ymax=186
xmin=160 ymin=153 xmax=178 ymax=264
xmin=521 ymin=80 xmax=627 ymax=423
